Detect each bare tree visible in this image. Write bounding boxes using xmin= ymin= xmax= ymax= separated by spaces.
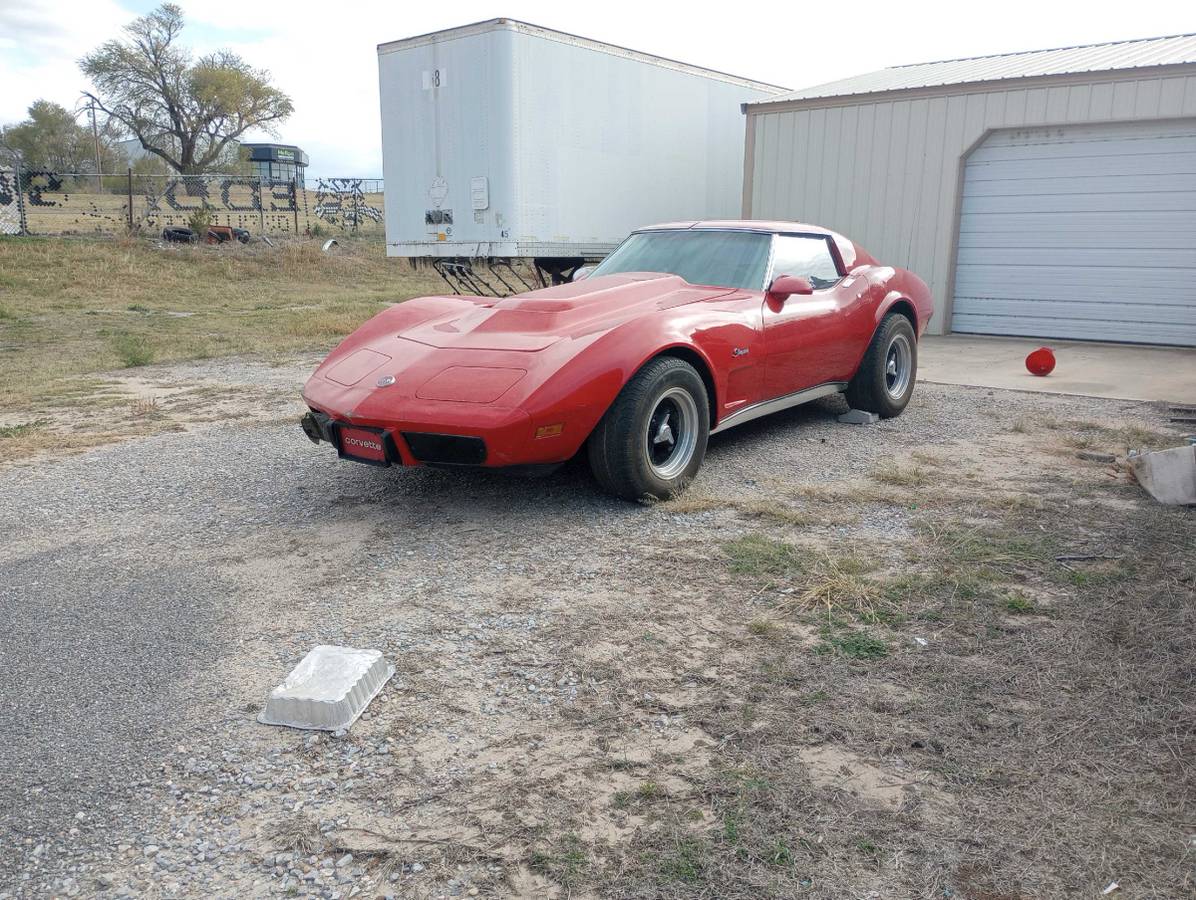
xmin=80 ymin=4 xmax=292 ymax=174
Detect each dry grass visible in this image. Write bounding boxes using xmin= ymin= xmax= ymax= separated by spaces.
xmin=0 ymin=236 xmax=445 ymax=412
xmin=0 ymin=418 xmax=138 ymax=465
xmin=662 ymin=490 xmax=822 ymax=526
xmin=778 ymin=552 xmax=889 ymax=619
xmin=1043 ymin=417 xmax=1178 ymax=453
xmin=264 ymin=814 xmax=323 ymax=856
xmin=870 ymin=461 xmax=933 ymax=487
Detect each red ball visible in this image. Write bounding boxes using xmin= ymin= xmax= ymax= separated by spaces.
xmin=1025 ymin=347 xmax=1056 ymax=377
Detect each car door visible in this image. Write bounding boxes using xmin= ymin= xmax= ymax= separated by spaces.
xmin=761 ymin=233 xmax=869 ymax=397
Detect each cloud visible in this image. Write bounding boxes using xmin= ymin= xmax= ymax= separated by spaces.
xmin=0 ymin=0 xmax=129 ymax=125
xmin=3 ymin=0 xmax=1195 ymax=176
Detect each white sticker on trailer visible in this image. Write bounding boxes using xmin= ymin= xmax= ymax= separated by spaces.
xmin=470 ymin=176 xmax=489 ymax=210
xmin=421 ymin=68 xmax=445 ymax=90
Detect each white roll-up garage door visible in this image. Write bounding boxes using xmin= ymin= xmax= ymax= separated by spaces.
xmin=953 ymin=119 xmax=1196 ymax=346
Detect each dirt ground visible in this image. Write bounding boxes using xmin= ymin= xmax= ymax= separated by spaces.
xmin=2 ymin=353 xmax=1193 ymax=900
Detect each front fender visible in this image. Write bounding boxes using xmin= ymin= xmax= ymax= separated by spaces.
xmin=515 ymin=306 xmax=751 ymax=461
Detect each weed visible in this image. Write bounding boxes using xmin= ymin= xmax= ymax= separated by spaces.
xmin=0 ymin=419 xmax=49 ymax=439
xmin=657 ymin=836 xmax=706 ymax=884
xmin=748 ymin=618 xmax=781 ymax=638
xmin=0 ymin=304 xmax=15 ymax=320
xmin=187 ymin=207 xmax=214 ymax=236
xmin=856 ymin=838 xmax=881 ymax=857
xmin=637 ymin=781 xmax=662 ymax=801
xmin=859 ymin=607 xmax=903 ymax=626
xmin=529 ymin=833 xmax=589 ymax=889
xmin=817 ymin=632 xmax=888 ymax=660
xmin=766 ymin=838 xmax=795 ymax=867
xmin=1004 ymin=595 xmax=1035 ymax=614
xmin=1060 ymin=564 xmax=1133 ymax=588
xmin=723 ymin=813 xmax=741 ymax=843
xmin=126 ymin=303 xmax=151 ymax=313
xmin=723 ymin=534 xmax=804 ymax=577
xmin=112 ymin=333 xmax=155 ymax=367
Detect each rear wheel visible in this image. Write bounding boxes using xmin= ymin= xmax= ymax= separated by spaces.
xmin=587 ymin=357 xmax=709 ymax=501
xmin=845 ymin=313 xmax=917 ymax=418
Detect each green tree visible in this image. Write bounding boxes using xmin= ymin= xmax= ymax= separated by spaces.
xmin=80 ymin=4 xmax=292 ymax=175
xmin=0 ymin=100 xmax=121 ymax=172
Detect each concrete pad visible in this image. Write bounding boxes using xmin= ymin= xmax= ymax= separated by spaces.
xmin=918 ymin=335 xmax=1196 ymax=403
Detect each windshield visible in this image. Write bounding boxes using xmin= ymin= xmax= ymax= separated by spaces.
xmin=590 ymin=230 xmax=771 ymax=290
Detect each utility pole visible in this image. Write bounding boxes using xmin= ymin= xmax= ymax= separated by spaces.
xmin=87 ymin=99 xmax=102 ymax=190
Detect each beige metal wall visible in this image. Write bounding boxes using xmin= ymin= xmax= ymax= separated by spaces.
xmin=743 ymin=66 xmax=1196 ymax=334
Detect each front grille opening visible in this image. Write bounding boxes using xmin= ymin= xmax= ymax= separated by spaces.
xmin=401 ymin=432 xmax=487 ymax=465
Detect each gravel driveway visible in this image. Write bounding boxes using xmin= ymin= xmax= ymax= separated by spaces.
xmin=2 ymin=362 xmax=1192 ymax=899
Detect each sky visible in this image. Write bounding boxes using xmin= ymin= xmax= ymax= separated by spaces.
xmin=1 ymin=0 xmax=1193 ymax=177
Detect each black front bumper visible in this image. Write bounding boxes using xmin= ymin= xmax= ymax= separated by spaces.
xmin=300 ymin=410 xmax=334 ymax=444
xmin=301 ymin=411 xmax=488 ymax=467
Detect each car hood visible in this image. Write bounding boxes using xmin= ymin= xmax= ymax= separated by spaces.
xmin=397 ymin=273 xmax=734 ymax=352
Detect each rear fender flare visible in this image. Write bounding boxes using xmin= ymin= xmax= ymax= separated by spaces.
xmin=875 ymin=291 xmax=917 ymax=331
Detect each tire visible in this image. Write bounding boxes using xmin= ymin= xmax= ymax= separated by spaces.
xmin=588 ymin=357 xmax=710 ymax=501
xmin=162 ymin=226 xmax=196 ymax=244
xmin=845 ymin=313 xmax=917 ymax=418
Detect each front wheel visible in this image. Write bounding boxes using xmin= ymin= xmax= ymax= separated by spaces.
xmin=845 ymin=313 xmax=918 ymax=418
xmin=587 ymin=357 xmax=709 ymax=501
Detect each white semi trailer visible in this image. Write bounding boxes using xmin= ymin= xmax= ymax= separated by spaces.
xmin=377 ymin=19 xmax=783 ymax=290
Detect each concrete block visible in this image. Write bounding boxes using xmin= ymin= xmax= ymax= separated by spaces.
xmin=258 ymin=645 xmax=394 ymax=731
xmin=1129 ymin=445 xmax=1196 ymax=505
xmin=838 ymin=409 xmax=879 ymax=425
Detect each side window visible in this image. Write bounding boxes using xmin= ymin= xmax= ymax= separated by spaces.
xmin=770 ymin=235 xmax=841 ymax=289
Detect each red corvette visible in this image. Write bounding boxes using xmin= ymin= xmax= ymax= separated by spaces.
xmin=301 ymin=221 xmax=933 ymax=500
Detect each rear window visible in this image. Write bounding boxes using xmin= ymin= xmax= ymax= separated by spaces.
xmin=591 ymin=230 xmax=772 ymax=290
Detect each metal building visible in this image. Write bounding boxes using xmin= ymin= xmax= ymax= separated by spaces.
xmin=742 ymin=33 xmax=1196 ymax=345
xmin=240 ymin=143 xmax=309 ymax=186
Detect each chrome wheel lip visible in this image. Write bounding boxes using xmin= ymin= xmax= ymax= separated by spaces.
xmin=645 ymin=387 xmax=699 ymax=480
xmin=884 ymin=333 xmax=913 ymax=400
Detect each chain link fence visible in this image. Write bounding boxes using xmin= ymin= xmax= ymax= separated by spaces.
xmin=0 ymin=169 xmax=385 ymax=239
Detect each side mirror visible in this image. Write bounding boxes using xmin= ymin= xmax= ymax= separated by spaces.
xmin=572 ymin=265 xmax=596 ymax=282
xmin=767 ymin=274 xmax=814 ymax=300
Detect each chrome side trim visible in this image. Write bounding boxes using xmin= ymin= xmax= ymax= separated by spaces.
xmin=710 ymin=382 xmax=847 ymax=435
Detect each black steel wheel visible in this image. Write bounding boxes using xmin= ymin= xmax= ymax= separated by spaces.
xmin=845 ymin=312 xmax=918 ymax=418
xmin=587 ymin=357 xmax=709 ymax=501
